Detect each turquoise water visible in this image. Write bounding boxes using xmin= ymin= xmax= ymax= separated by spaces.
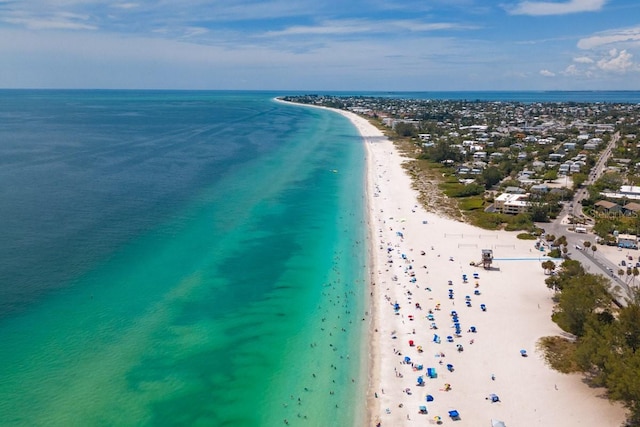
xmin=0 ymin=91 xmax=368 ymax=426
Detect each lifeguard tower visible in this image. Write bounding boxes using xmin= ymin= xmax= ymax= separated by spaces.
xmin=481 ymin=249 xmax=493 ymax=270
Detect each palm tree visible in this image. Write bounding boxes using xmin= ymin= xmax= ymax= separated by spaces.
xmin=591 ymin=245 xmax=597 ymax=257
xmin=541 ymin=260 xmax=556 ymax=275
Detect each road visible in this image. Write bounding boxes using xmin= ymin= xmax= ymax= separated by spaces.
xmin=540 ymin=131 xmax=632 ymax=302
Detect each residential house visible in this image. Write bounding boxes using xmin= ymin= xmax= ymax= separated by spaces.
xmin=494 ymin=193 xmax=530 ymax=215
xmin=594 ymin=200 xmax=622 ymax=214
xmin=623 ymin=202 xmax=640 ymax=216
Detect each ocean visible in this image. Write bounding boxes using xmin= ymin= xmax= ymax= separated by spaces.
xmin=0 ymin=90 xmax=368 ymax=426
xmin=2 ymin=89 xmax=640 ymax=427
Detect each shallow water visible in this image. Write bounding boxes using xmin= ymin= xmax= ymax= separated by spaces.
xmin=0 ymin=91 xmax=368 ymax=426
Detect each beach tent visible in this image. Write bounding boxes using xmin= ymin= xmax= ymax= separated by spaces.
xmin=419 ymin=405 xmax=428 ymax=414
xmin=427 ymin=367 xmax=437 ymax=378
xmin=448 ymin=410 xmax=460 ymax=420
xmin=489 ymin=394 xmax=500 ymax=403
xmin=417 ymin=376 xmax=424 ymax=386
xmin=491 ymin=420 xmax=506 ymax=427
xmin=426 ymin=394 xmax=434 ymax=402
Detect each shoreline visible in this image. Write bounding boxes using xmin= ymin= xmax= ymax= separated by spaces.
xmin=275 ymin=97 xmax=626 ymax=426
xmin=332 ymin=107 xmax=627 ymax=426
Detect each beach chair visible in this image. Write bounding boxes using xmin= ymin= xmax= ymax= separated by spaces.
xmin=474 ymin=289 xmax=480 ymax=295
xmin=520 ymin=349 xmax=528 ymax=357
xmin=448 ymin=410 xmax=460 ymax=420
xmin=446 ymin=336 xmax=454 ymax=343
xmin=427 ymin=367 xmax=437 ymax=378
xmin=446 ymin=363 xmax=454 ymax=372
xmin=473 ymin=272 xmax=479 ymax=279
xmin=433 ymin=334 xmax=441 ymax=344
xmin=489 ymin=394 xmax=500 ymax=403
xmin=462 ymin=274 xmax=467 ymax=283
xmin=417 ymin=376 xmax=424 ymax=386
xmin=469 ymin=326 xmax=477 ymax=333
xmin=465 ymin=301 xmax=471 ymax=307
xmin=480 ymin=304 xmax=486 ymax=311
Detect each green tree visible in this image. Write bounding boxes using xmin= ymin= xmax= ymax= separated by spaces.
xmin=572 ymin=172 xmax=588 ymax=190
xmin=542 ymin=260 xmax=556 ymax=275
xmin=394 ymin=122 xmax=418 ymax=138
xmin=479 ymin=166 xmax=503 ymax=189
xmin=552 ymin=273 xmax=612 ymax=336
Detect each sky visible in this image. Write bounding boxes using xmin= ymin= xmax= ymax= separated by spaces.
xmin=1 ymin=0 xmax=640 ymax=90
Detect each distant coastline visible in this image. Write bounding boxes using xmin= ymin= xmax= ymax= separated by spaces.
xmin=280 ymin=90 xmax=640 ymax=103
xmin=2 ymin=88 xmax=640 ymax=104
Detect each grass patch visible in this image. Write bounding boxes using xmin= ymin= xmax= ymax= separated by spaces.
xmin=458 ymin=197 xmax=485 ymax=211
xmin=465 ymin=211 xmax=504 ymax=230
xmin=517 ymin=233 xmax=537 ymax=240
xmin=537 ymin=336 xmax=581 ymax=373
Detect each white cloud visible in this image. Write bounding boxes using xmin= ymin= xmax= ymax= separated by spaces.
xmin=2 ymin=16 xmax=97 ymax=31
xmin=264 ymin=19 xmax=474 ymax=38
xmin=539 ymin=69 xmax=555 ymax=76
xmin=577 ymin=26 xmax=640 ymax=50
xmin=573 ymin=56 xmax=594 ymax=63
xmin=562 ymin=64 xmax=580 ymax=76
xmin=112 ymin=3 xmax=139 ymax=9
xmin=597 ymin=48 xmax=634 ymax=73
xmin=508 ymin=0 xmax=607 ymax=16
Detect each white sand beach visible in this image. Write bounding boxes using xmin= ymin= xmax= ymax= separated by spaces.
xmin=333 ymin=109 xmax=627 ymax=427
